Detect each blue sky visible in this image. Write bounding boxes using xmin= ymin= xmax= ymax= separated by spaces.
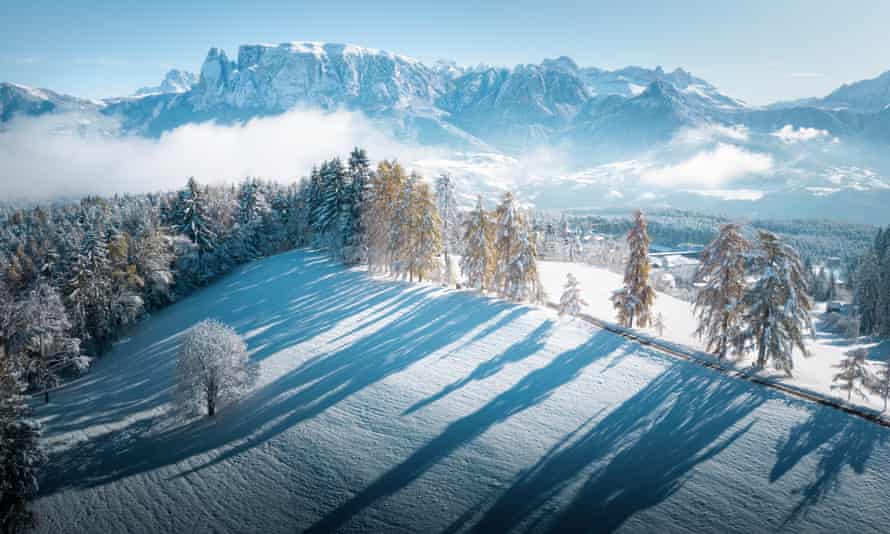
xmin=2 ymin=0 xmax=889 ymax=104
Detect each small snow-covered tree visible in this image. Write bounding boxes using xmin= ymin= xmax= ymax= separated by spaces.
xmin=693 ymin=223 xmax=750 ymax=359
xmin=506 ymin=223 xmax=545 ymax=303
xmin=654 ymin=312 xmax=666 ymax=337
xmin=461 ymin=196 xmax=494 ymax=290
xmin=0 ymin=359 xmax=46 ymax=534
xmin=176 ymin=319 xmax=251 ymax=417
xmin=871 ymin=360 xmax=890 ymax=411
xmin=831 ymin=348 xmax=872 ymax=402
xmin=559 ymin=273 xmax=587 ymax=317
xmin=16 ymin=282 xmax=85 ymax=403
xmin=742 ymin=231 xmax=813 ymax=376
xmin=611 ymin=210 xmax=655 ymax=328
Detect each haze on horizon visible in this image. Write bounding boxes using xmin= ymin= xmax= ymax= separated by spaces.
xmin=2 ymin=0 xmax=890 ymax=104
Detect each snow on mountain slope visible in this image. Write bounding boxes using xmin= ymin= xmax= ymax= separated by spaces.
xmin=33 ymin=250 xmax=890 ymax=533
xmin=134 ymin=69 xmax=197 ymax=96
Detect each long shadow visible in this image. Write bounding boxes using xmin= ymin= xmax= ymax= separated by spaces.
xmin=39 ymin=261 xmax=517 ymax=493
xmin=770 ymin=405 xmax=887 ymax=524
xmin=404 ymin=320 xmax=555 ymax=415
xmin=36 ymin=251 xmax=406 ymax=436
xmin=303 ymin=330 xmax=627 ymax=534
xmin=471 ymin=363 xmax=767 ymax=533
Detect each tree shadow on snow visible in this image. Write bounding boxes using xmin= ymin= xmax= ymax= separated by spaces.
xmin=403 ymin=319 xmax=555 ymax=415
xmin=464 ymin=363 xmax=766 ymax=533
xmin=38 ymin=250 xmax=517 ymax=494
xmin=302 ymin=331 xmax=629 ymax=534
xmin=770 ymin=405 xmax=887 ymax=524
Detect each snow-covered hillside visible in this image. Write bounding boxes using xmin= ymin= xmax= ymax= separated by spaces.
xmin=33 ymin=250 xmax=890 ymax=533
xmin=539 ymin=260 xmax=890 ymax=411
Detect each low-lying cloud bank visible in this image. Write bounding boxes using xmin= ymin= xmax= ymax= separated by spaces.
xmin=641 ymin=142 xmax=774 ymax=188
xmin=0 ymin=109 xmax=436 ymax=200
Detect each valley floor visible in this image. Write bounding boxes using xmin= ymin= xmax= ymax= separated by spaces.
xmin=33 ymin=251 xmax=890 ymax=533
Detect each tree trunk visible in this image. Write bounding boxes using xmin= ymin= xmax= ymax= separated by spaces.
xmin=45 ymin=390 xmax=50 ymax=403
xmin=208 ymin=398 xmax=215 ymax=417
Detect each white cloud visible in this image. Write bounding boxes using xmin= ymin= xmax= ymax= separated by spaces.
xmin=640 ymin=143 xmax=773 ymax=188
xmin=0 ymin=109 xmax=439 ymax=200
xmin=771 ymin=124 xmax=830 ymax=143
xmin=674 ymin=124 xmax=749 ymax=145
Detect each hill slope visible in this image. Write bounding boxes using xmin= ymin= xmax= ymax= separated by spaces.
xmin=33 ymin=250 xmax=890 ymax=533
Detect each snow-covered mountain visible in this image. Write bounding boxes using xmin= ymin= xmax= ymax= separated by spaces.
xmin=0 ymin=82 xmax=100 ymax=123
xmin=134 ymin=69 xmax=197 ymax=96
xmin=5 ymin=40 xmax=890 ymax=222
xmin=4 ymin=40 xmax=889 ymax=153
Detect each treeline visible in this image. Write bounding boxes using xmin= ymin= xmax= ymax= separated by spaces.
xmin=564 ymin=208 xmax=875 ymax=271
xmin=853 ymin=226 xmax=890 ymax=337
xmin=0 ymin=148 xmax=552 ymax=531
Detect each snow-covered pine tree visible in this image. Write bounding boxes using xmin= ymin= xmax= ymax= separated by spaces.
xmin=877 ymin=253 xmax=890 ymax=337
xmin=235 ymin=178 xmax=270 ymax=260
xmin=306 ymin=165 xmax=324 ymax=235
xmin=493 ymin=192 xmax=522 ymax=297
xmin=460 ymin=196 xmax=494 ymax=290
xmin=611 ymin=209 xmax=655 ymax=328
xmin=506 ymin=222 xmax=545 ymax=302
xmin=15 ymin=281 xmax=85 ymax=402
xmin=654 ymin=312 xmax=666 ymax=337
xmin=435 ymin=173 xmax=459 ymax=285
xmin=311 ymin=159 xmax=349 ymax=257
xmin=871 ymin=360 xmax=890 ymax=411
xmin=693 ymin=223 xmax=751 ymax=359
xmin=0 ymin=357 xmax=46 ymax=534
xmin=569 ymin=233 xmax=583 ymax=263
xmin=854 ymin=252 xmax=881 ymax=335
xmin=343 ymin=147 xmax=371 ymax=265
xmin=404 ymin=182 xmax=442 ymax=282
xmin=177 ymin=177 xmax=216 ymax=254
xmin=831 ymin=348 xmax=872 ymax=402
xmin=742 ymin=230 xmax=813 ymax=376
xmin=559 ymin=273 xmax=587 ymax=317
xmin=176 ymin=319 xmax=252 ymax=417
xmin=67 ymin=229 xmax=113 ymax=351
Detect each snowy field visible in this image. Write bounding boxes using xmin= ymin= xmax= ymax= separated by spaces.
xmin=33 ymin=250 xmax=890 ymax=533
xmin=538 ymin=260 xmax=890 ymax=411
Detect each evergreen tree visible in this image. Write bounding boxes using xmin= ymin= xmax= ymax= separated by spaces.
xmin=611 ymin=210 xmax=655 ymax=328
xmin=502 ymin=221 xmax=544 ymax=303
xmin=435 ymin=173 xmax=459 ymax=285
xmin=313 ymin=159 xmax=349 ymax=256
xmin=742 ymin=231 xmax=813 ymax=376
xmin=877 ymin=253 xmax=890 ymax=337
xmin=871 ymin=361 xmax=890 ymax=411
xmin=493 ymin=192 xmax=521 ymax=297
xmin=460 ymin=196 xmax=494 ymax=291
xmin=67 ymin=230 xmax=113 ymax=350
xmin=831 ymin=348 xmax=872 ymax=401
xmin=15 ymin=281 xmax=85 ymax=402
xmin=559 ymin=273 xmax=587 ymax=317
xmin=693 ymin=223 xmax=750 ymax=359
xmin=0 ymin=358 xmax=46 ymax=533
xmin=343 ymin=148 xmax=371 ymax=265
xmin=177 ymin=178 xmax=215 ymax=254
xmin=854 ymin=252 xmax=881 ymax=335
